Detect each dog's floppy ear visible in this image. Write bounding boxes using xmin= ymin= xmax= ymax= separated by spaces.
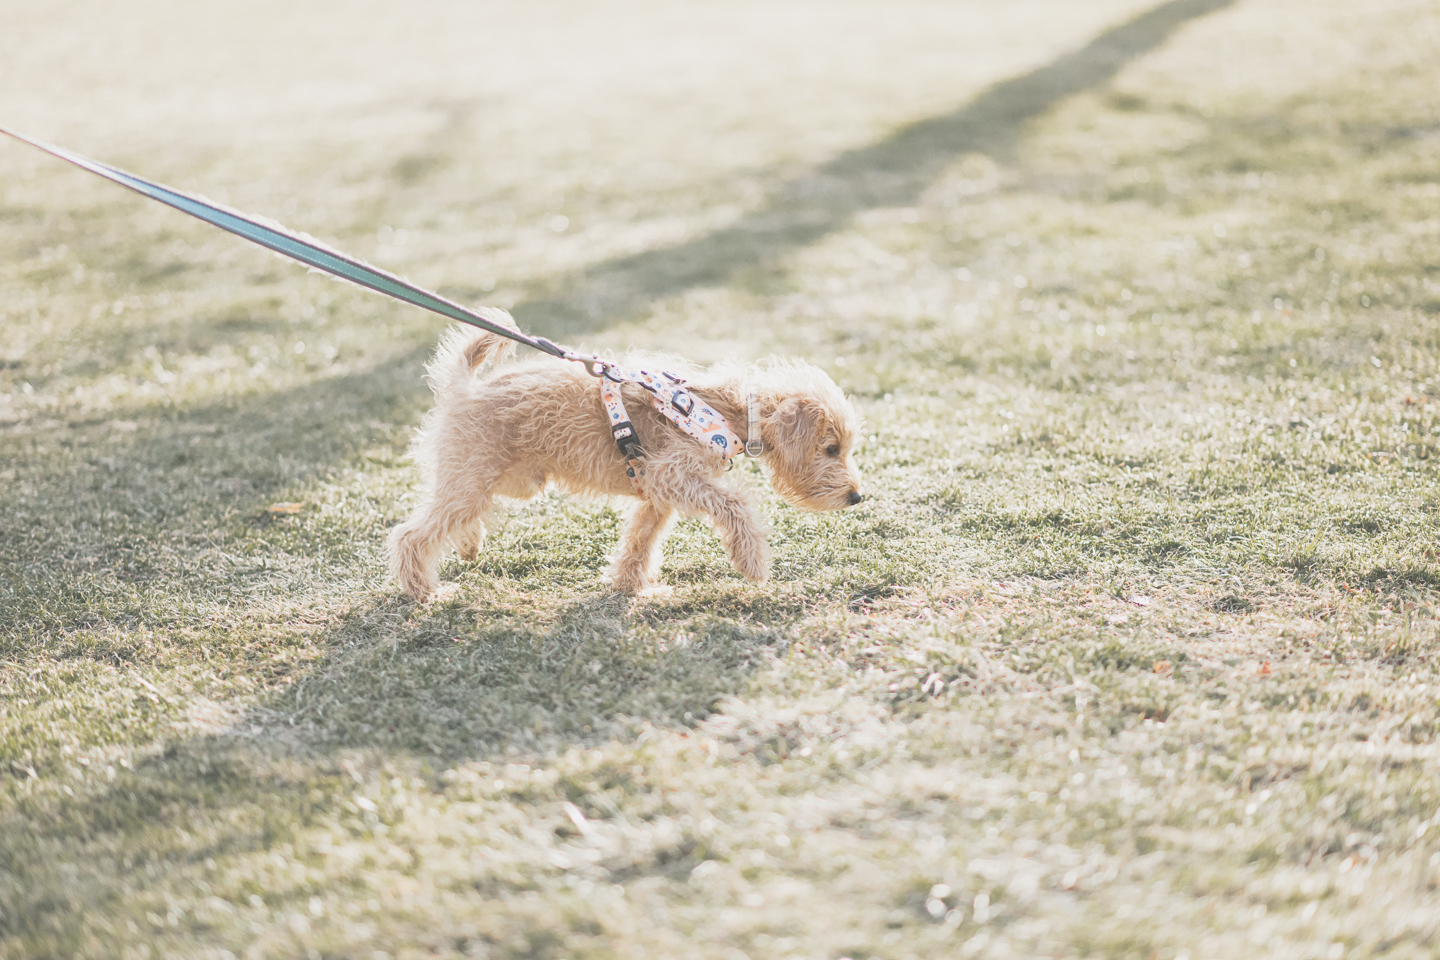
xmin=764 ymin=396 xmax=826 ymax=474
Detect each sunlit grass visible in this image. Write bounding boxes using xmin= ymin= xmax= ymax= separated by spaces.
xmin=4 ymin=0 xmax=1440 ymax=957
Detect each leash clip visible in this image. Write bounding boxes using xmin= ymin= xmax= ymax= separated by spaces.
xmin=579 ymin=357 xmax=613 ymax=379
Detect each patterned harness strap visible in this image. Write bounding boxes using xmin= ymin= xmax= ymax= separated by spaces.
xmin=597 ymin=364 xmax=754 ymax=495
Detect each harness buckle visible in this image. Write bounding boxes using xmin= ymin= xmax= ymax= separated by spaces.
xmin=611 ymin=421 xmax=643 ymax=459
xmin=669 ymin=390 xmax=695 ymax=417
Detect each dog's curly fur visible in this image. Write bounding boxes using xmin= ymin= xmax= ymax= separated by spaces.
xmin=388 ymin=311 xmax=864 ymax=600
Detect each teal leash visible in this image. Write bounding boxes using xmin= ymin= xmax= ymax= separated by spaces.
xmin=0 ymin=126 xmax=576 ymax=361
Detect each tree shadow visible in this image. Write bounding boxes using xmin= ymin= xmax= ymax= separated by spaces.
xmin=388 ymin=98 xmax=488 ymax=187
xmin=256 ymin=591 xmax=793 ymax=760
xmin=0 ymin=591 xmax=794 ymax=921
xmin=512 ymin=0 xmax=1235 ymax=338
xmin=0 ymin=343 xmax=427 ymax=519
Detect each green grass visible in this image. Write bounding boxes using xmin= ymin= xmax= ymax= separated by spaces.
xmin=5 ymin=0 xmax=1440 ymax=957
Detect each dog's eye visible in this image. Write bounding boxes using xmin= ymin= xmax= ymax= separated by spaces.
xmin=825 ymin=443 xmax=841 ymax=457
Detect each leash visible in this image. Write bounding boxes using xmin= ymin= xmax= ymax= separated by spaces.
xmin=0 ymin=126 xmax=764 ymax=485
xmin=0 ymin=126 xmax=574 ymax=361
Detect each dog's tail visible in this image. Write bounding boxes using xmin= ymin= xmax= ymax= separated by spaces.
xmin=425 ymin=309 xmax=521 ymax=397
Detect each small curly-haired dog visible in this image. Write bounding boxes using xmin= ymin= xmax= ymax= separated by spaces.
xmin=388 ymin=312 xmax=864 ymax=599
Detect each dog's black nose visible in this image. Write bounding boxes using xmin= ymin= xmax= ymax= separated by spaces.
xmin=847 ymin=491 xmax=863 ymax=506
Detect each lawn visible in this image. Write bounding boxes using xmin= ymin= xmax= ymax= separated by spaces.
xmin=4 ymin=0 xmax=1440 ymax=957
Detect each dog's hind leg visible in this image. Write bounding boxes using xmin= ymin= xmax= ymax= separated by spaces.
xmin=388 ymin=475 xmax=498 ymax=600
xmin=610 ymin=499 xmax=676 ymax=595
xmin=389 ymin=515 xmax=447 ymax=601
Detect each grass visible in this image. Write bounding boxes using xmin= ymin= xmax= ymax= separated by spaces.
xmin=4 ymin=0 xmax=1440 ymax=957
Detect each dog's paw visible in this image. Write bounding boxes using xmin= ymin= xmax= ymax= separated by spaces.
xmin=723 ymin=532 xmax=771 ymax=585
xmin=610 ymin=563 xmax=661 ymax=596
xmin=456 ymin=531 xmax=486 ymax=562
xmin=731 ymin=554 xmax=771 ymax=585
xmin=423 ymin=583 xmax=462 ymax=603
xmin=635 ymin=584 xmax=674 ymax=599
xmin=610 ymin=575 xmax=647 ymax=596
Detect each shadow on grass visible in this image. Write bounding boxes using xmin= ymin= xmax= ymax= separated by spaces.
xmin=262 ymin=591 xmax=792 ymax=759
xmin=512 ymin=0 xmax=1235 ymax=338
xmin=0 ymin=591 xmax=793 ymax=945
xmin=0 ymin=345 xmax=434 ymax=637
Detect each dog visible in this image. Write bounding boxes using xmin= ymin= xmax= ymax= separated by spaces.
xmin=388 ymin=311 xmax=864 ymax=600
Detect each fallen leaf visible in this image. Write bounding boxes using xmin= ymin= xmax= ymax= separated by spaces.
xmin=268 ymin=502 xmax=304 ymax=514
xmin=1127 ymin=595 xmax=1151 ymax=606
xmin=1153 ymin=660 xmax=1173 ymax=676
xmin=1258 ymin=661 xmax=1273 ymax=677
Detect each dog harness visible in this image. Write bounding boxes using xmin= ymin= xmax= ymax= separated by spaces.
xmin=596 ymin=363 xmax=763 ymax=495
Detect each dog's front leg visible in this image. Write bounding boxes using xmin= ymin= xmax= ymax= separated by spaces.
xmin=611 ymin=499 xmax=676 ymax=595
xmin=666 ymin=479 xmax=770 ymax=585
xmin=454 ymin=517 xmax=486 ymax=562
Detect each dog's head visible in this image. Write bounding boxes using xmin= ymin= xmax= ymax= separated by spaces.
xmin=758 ymin=364 xmax=864 ymax=511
